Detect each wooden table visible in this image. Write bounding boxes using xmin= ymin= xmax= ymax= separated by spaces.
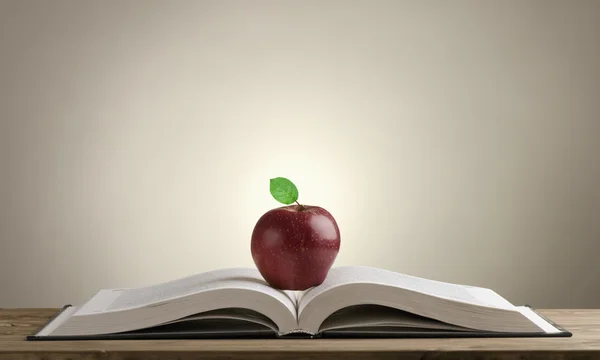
xmin=1 ymin=308 xmax=599 ymax=359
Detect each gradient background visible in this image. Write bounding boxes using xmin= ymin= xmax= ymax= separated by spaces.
xmin=1 ymin=0 xmax=599 ymax=309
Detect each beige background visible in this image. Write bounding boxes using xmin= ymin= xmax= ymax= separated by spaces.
xmin=1 ymin=0 xmax=599 ymax=309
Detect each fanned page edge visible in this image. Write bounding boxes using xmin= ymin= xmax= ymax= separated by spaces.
xmin=27 ymin=305 xmax=77 ymax=338
xmin=516 ymin=306 xmax=561 ymax=334
xmin=297 ymin=266 xmax=548 ymax=333
xmin=33 ymin=268 xmax=300 ymax=336
xmin=299 ymin=266 xmax=517 ymax=313
xmin=27 ymin=304 xmax=291 ymax=340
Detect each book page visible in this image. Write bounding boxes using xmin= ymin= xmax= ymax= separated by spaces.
xmin=318 ymin=305 xmax=473 ymax=332
xmin=75 ymin=268 xmax=297 ymax=318
xmin=159 ymin=308 xmax=280 ymax=332
xmin=516 ymin=306 xmax=562 ymax=334
xmin=299 ymin=266 xmax=516 ymax=314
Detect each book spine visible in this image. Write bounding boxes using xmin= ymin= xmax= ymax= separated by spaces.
xmin=279 ymin=329 xmax=316 ymax=337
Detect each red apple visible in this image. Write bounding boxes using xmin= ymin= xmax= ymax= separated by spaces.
xmin=251 ymin=204 xmax=341 ymax=290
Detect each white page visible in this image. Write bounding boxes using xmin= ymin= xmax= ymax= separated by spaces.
xmin=299 ymin=266 xmax=517 ymax=313
xmin=75 ymin=289 xmax=125 ymax=315
xmin=75 ymin=268 xmax=296 ymax=318
xmin=516 ymin=306 xmax=561 ymax=334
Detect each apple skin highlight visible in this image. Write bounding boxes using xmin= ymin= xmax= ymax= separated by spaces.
xmin=251 ymin=204 xmax=341 ymax=290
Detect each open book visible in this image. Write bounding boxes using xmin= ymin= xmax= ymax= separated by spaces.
xmin=27 ymin=266 xmax=571 ymax=340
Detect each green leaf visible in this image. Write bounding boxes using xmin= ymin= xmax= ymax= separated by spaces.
xmin=269 ymin=177 xmax=299 ymax=205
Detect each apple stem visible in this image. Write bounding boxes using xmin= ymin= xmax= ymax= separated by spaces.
xmin=295 ymin=200 xmax=305 ymax=210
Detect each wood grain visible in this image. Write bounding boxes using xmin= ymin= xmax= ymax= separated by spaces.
xmin=1 ymin=308 xmax=599 ymax=360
